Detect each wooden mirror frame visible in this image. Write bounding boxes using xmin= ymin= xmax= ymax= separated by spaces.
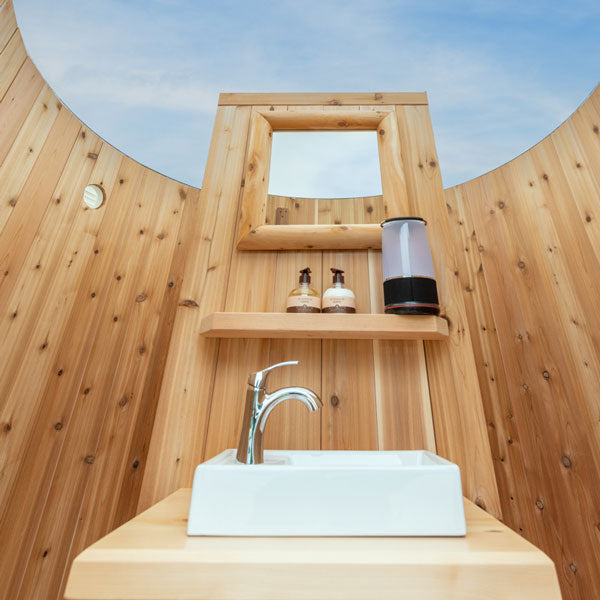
xmin=236 ymin=106 xmax=411 ymax=250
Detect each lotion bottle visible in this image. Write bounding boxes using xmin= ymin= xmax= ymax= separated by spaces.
xmin=322 ymin=268 xmax=356 ymax=313
xmin=286 ymin=267 xmax=321 ymax=313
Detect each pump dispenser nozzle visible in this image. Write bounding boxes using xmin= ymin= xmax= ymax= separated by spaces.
xmin=330 ymin=268 xmax=345 ymax=284
xmin=299 ymin=267 xmax=312 ymax=284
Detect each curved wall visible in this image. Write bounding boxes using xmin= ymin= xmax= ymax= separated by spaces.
xmin=445 ymin=84 xmax=600 ymax=600
xmin=2 ymin=0 xmax=600 ymax=598
xmin=0 ymin=2 xmax=200 ymax=597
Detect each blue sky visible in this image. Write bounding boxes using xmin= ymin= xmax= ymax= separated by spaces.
xmin=14 ymin=0 xmax=600 ymax=195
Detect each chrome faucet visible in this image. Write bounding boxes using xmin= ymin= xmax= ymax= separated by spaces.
xmin=236 ymin=360 xmax=322 ymax=465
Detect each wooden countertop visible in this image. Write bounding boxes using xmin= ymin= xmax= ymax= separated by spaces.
xmin=65 ymin=488 xmax=561 ymax=600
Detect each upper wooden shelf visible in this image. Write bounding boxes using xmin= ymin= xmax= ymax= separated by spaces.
xmin=199 ymin=312 xmax=448 ymax=340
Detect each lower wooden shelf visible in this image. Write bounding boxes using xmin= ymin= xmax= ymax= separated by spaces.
xmin=199 ymin=312 xmax=448 ymax=340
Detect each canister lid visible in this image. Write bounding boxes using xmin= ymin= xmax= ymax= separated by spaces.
xmin=380 ymin=217 xmax=427 ymax=227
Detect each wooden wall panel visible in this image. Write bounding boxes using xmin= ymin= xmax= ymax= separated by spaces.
xmin=0 ymin=8 xmax=198 ymax=598
xmin=445 ymin=85 xmax=600 ymax=599
xmin=144 ymin=102 xmax=495 ymax=511
xmin=7 ymin=0 xmax=600 ymax=598
xmin=395 ymin=104 xmax=502 ymax=517
xmin=138 ymin=105 xmax=252 ymax=506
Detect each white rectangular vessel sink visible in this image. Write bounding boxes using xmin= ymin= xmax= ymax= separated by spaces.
xmin=188 ymin=450 xmax=466 ymax=536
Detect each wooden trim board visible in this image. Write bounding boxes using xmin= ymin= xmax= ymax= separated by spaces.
xmin=219 ymin=92 xmax=428 ymax=106
xmin=199 ymin=312 xmax=449 ymax=340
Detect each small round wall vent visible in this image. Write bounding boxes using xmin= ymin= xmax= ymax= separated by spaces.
xmin=83 ymin=184 xmax=104 ymax=209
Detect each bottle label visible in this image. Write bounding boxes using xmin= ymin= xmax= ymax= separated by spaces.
xmin=322 ymin=296 xmax=356 ymax=312
xmin=286 ymin=295 xmax=321 ymax=312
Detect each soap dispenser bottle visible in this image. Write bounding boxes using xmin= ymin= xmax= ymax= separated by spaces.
xmin=322 ymin=268 xmax=356 ymax=313
xmin=286 ymin=267 xmax=321 ymax=313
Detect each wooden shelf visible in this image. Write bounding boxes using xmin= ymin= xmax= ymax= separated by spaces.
xmin=199 ymin=312 xmax=448 ymax=340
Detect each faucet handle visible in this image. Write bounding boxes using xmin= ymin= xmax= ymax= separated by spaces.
xmin=248 ymin=360 xmax=299 ymax=390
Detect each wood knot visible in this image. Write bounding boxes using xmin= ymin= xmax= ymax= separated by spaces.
xmin=593 ymin=125 xmax=599 ymax=134
xmin=366 ymin=205 xmax=373 ymax=213
xmin=119 ymin=178 xmax=124 ymax=184
xmin=429 ymin=160 xmax=437 ymax=168
xmin=132 ymin=459 xmax=140 ymax=469
xmin=90 ymin=292 xmax=96 ymax=298
xmin=474 ymin=497 xmax=486 ymax=510
xmin=378 ymin=128 xmax=385 ymax=136
xmin=156 ymin=232 xmax=165 ymax=240
xmin=54 ymin=422 xmax=63 ymax=430
xmin=94 ymin=249 xmax=99 ymax=254
xmin=57 ymin=369 xmax=63 ymax=376
xmin=498 ymin=201 xmax=505 ymax=209
xmin=542 ymin=370 xmax=550 ymax=380
xmin=179 ymin=299 xmax=199 ymax=308
xmin=561 ymin=455 xmax=571 ymax=468
xmin=535 ymin=499 xmax=544 ymax=510
xmin=248 ymin=163 xmax=254 ymax=171
xmin=570 ymin=562 xmax=577 ymax=574
xmin=330 ymin=395 xmax=340 ymax=407
xmin=119 ymin=396 xmax=128 ymax=407
xmin=586 ymin=215 xmax=592 ymax=222
xmin=8 ymin=198 xmax=16 ymax=207
xmin=518 ymin=261 xmax=525 ymax=270
xmin=83 ymin=387 xmax=90 ymax=395
xmin=84 ymin=455 xmax=95 ymax=464
xmin=542 ymin=173 xmax=549 ymax=181
xmin=113 ymin=316 xmax=118 ymax=322
xmin=4 ymin=422 xmax=12 ymax=432
xmin=168 ymin=281 xmax=174 ymax=288
xmin=178 ymin=188 xmax=187 ymax=200
xmin=116 ymin=275 xmax=122 ymax=281
xmin=87 ymin=152 xmax=98 ymax=160
xmin=136 ymin=293 xmax=147 ymax=303
xmin=337 ymin=121 xmax=349 ymax=128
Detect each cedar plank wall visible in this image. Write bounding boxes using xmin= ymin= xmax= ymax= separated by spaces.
xmin=2 ymin=0 xmax=599 ymax=597
xmin=139 ymin=98 xmax=500 ymax=530
xmin=0 ymin=3 xmax=198 ymax=598
xmin=445 ymin=84 xmax=600 ymax=600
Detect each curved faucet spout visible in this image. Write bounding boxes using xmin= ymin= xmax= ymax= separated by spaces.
xmin=258 ymin=386 xmax=322 ymax=433
xmin=236 ymin=367 xmax=322 ymax=465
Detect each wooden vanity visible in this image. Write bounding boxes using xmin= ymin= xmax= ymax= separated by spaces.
xmin=65 ymin=488 xmax=561 ymax=600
